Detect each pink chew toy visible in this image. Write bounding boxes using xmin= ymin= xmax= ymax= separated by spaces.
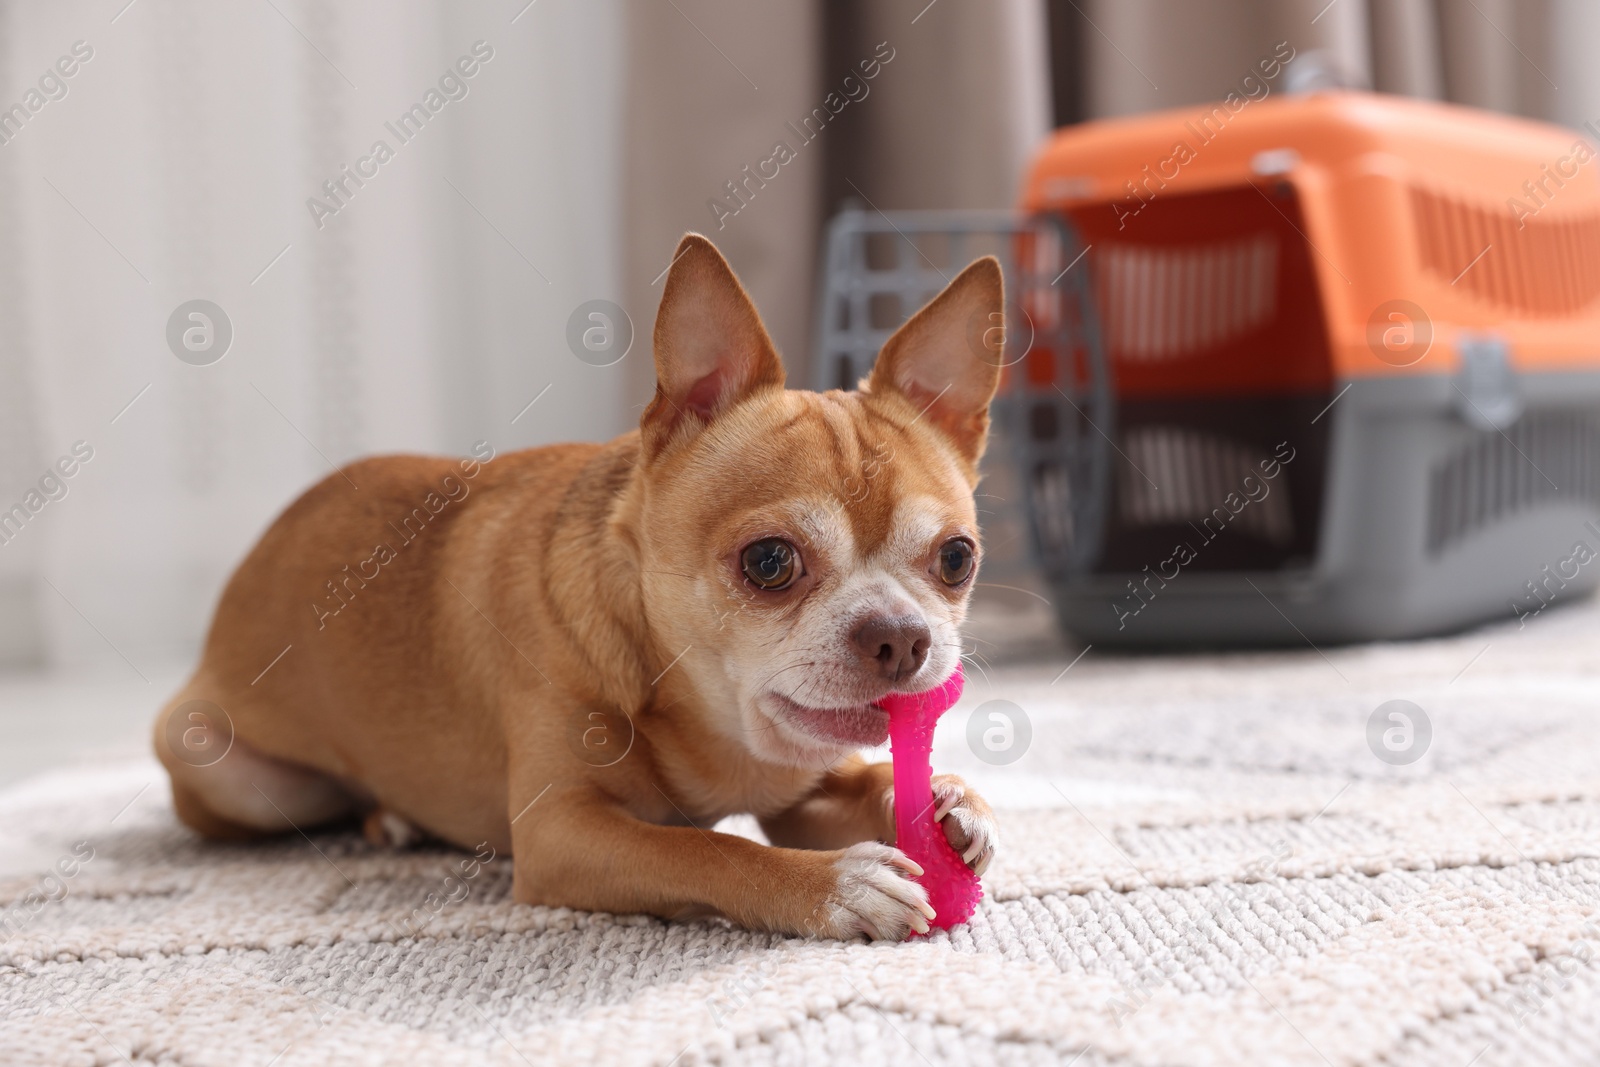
xmin=877 ymin=662 xmax=981 ymax=931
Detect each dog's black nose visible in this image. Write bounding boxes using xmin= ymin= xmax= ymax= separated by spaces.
xmin=851 ymin=615 xmax=931 ymax=681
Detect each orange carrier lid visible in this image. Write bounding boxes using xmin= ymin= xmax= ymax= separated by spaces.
xmin=1021 ymin=90 xmax=1600 ymax=391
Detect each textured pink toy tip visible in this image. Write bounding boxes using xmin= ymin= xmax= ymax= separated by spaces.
xmin=875 ymin=662 xmax=981 ymax=934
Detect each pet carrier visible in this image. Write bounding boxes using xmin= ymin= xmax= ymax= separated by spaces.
xmin=817 ymin=91 xmax=1600 ymax=646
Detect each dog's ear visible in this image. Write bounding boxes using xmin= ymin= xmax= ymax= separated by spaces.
xmin=867 ymin=256 xmax=1004 ymax=469
xmin=643 ymin=234 xmax=785 ymax=457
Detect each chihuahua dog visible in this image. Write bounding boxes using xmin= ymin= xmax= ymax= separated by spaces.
xmin=153 ymin=234 xmax=1001 ymax=940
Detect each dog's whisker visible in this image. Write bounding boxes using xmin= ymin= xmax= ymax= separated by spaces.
xmin=959 ymin=652 xmax=992 ymax=687
xmin=752 ymin=660 xmax=821 ymax=693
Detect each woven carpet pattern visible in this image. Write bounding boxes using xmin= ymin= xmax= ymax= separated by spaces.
xmin=3 ymin=600 xmax=1600 ymax=1065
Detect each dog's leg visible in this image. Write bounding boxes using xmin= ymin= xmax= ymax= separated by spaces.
xmin=512 ymin=784 xmax=935 ymax=940
xmin=155 ymin=692 xmax=357 ymax=839
xmin=758 ymin=755 xmax=895 ymax=850
xmin=761 ymin=757 xmax=1000 ymax=877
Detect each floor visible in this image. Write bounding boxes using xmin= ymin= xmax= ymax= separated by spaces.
xmin=5 ymin=597 xmax=1600 ymax=1064
xmin=0 ymin=660 xmax=188 ymax=791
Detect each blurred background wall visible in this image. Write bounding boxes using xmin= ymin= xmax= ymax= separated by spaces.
xmin=1 ymin=0 xmax=1598 ymax=675
xmin=0 ymin=0 xmax=629 ymax=672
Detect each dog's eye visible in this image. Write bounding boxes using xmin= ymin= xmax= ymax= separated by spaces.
xmin=937 ymin=539 xmax=975 ymax=586
xmin=741 ymin=538 xmax=801 ymax=590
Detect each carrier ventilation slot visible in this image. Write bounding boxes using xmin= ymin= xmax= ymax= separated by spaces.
xmin=1411 ymin=186 xmax=1600 ymax=315
xmin=1117 ymin=426 xmax=1293 ymax=545
xmin=1098 ymin=234 xmax=1277 ymax=363
xmin=1030 ymin=459 xmax=1077 ymax=560
xmin=1427 ymin=411 xmax=1600 ymax=553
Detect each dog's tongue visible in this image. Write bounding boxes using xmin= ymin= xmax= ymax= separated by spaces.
xmin=789 ymin=702 xmax=890 ymax=746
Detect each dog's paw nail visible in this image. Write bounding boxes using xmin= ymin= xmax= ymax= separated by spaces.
xmin=930 ymin=777 xmax=965 ymax=823
xmin=932 ymin=778 xmax=1000 ymax=877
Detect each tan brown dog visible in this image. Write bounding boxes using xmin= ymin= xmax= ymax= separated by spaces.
xmin=153 ymin=234 xmax=1002 ymax=940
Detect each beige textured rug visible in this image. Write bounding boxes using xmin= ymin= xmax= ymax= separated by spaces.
xmin=4 ymin=598 xmax=1600 ymax=1066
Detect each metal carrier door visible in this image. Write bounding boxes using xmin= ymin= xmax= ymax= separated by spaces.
xmin=812 ymin=208 xmax=1113 ymax=581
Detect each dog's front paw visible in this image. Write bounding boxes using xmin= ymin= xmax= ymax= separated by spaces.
xmin=931 ymin=775 xmax=999 ymax=877
xmin=812 ymin=842 xmax=935 ymax=941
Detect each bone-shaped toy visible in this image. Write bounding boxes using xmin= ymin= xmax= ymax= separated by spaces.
xmin=877 ymin=662 xmax=981 ymax=931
